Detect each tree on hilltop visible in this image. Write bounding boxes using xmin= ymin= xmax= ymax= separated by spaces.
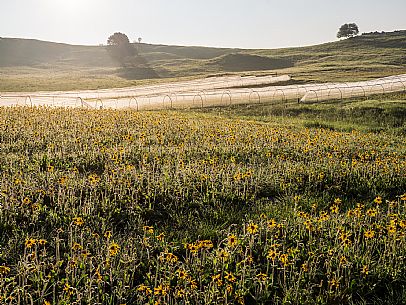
xmin=107 ymin=32 xmax=130 ymax=46
xmin=337 ymin=23 xmax=359 ymax=39
xmin=106 ymin=32 xmax=137 ymax=66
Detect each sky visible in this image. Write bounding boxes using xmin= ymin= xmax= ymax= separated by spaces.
xmin=1 ymin=0 xmax=405 ymax=49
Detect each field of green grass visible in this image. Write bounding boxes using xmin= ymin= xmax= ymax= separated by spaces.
xmin=1 ymin=30 xmax=405 ymax=92
xmin=1 ymin=29 xmax=405 ymax=304
xmin=1 ymin=92 xmax=405 ymax=304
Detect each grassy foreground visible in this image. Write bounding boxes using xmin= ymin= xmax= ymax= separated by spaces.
xmin=0 ymin=97 xmax=405 ymax=304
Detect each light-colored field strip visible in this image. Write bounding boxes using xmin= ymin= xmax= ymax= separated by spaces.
xmin=1 ymin=74 xmax=405 ymax=110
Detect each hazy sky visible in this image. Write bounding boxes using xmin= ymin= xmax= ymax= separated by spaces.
xmin=1 ymin=0 xmax=405 ymax=49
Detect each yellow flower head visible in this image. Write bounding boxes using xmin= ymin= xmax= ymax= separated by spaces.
xmin=0 ymin=265 xmax=11 ymax=276
xmin=73 ymin=217 xmax=84 ymax=226
xmin=156 ymin=233 xmax=165 ymax=241
xmin=217 ymin=249 xmax=230 ymax=261
xmin=301 ymin=263 xmax=309 ymax=272
xmin=330 ymin=205 xmax=339 ymax=214
xmin=72 ymin=242 xmax=82 ymax=251
xmin=228 ymin=234 xmax=238 ymax=247
xmin=267 ymin=249 xmax=278 ymax=261
xmin=224 ymin=271 xmax=236 ymax=283
xmin=267 ymin=219 xmax=277 ymax=229
xmin=387 ymin=225 xmax=397 ymax=235
xmin=246 ymin=223 xmax=258 ymax=234
xmin=143 ymin=226 xmax=154 ymax=234
xmin=38 ymin=239 xmax=47 ymax=246
xmin=364 ymin=230 xmax=375 ymax=239
xmin=366 ymin=208 xmax=377 ymax=217
xmin=109 ymin=242 xmax=120 ymax=256
xmin=279 ymin=253 xmax=289 ymax=266
xmin=256 ymin=273 xmax=268 ymax=282
xmin=25 ymin=238 xmax=36 ymax=249
xmin=177 ymin=269 xmax=188 ymax=280
xmin=328 ymin=278 xmax=339 ymax=290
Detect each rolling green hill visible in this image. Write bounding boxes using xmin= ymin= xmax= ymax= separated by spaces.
xmin=0 ymin=30 xmax=405 ymax=92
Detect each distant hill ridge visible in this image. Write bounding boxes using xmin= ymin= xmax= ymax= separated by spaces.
xmin=0 ymin=30 xmax=405 ymax=69
xmin=0 ymin=30 xmax=405 ymax=91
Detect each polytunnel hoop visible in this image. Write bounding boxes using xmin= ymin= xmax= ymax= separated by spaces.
xmin=249 ymin=90 xmax=261 ymax=104
xmin=221 ymin=90 xmax=232 ymax=106
xmin=163 ymin=94 xmax=173 ymax=109
xmin=272 ymin=89 xmax=286 ymax=101
xmin=349 ymin=86 xmax=366 ymax=98
xmin=327 ymin=87 xmax=343 ymax=100
xmin=193 ymin=94 xmax=204 ymax=108
xmin=130 ymin=97 xmax=139 ymax=111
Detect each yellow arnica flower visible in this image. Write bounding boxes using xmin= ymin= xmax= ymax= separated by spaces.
xmin=25 ymin=238 xmax=36 ymax=249
xmin=267 ymin=219 xmax=277 ymax=229
xmin=246 ymin=223 xmax=258 ymax=234
xmin=256 ymin=273 xmax=268 ymax=281
xmin=304 ymin=219 xmax=313 ymax=231
xmin=212 ymin=273 xmax=222 ymax=286
xmin=163 ymin=252 xmax=178 ymax=264
xmin=267 ymin=249 xmax=278 ymax=261
xmin=329 ymin=278 xmax=339 ymax=289
xmin=366 ymin=209 xmax=377 ymax=217
xmin=387 ymin=225 xmax=397 ymax=234
xmin=73 ymin=217 xmax=84 ymax=226
xmin=364 ymin=230 xmax=375 ymax=239
xmin=342 ymin=238 xmax=352 ymax=247
xmin=217 ymin=249 xmax=230 ymax=260
xmin=38 ymin=239 xmax=47 ymax=246
xmin=201 ymin=240 xmax=213 ymax=250
xmin=137 ymin=284 xmax=152 ymax=295
xmin=153 ymin=284 xmax=168 ymax=296
xmin=143 ymin=226 xmax=154 ymax=234
xmin=63 ymin=283 xmax=75 ymax=296
xmin=156 ymin=233 xmax=165 ymax=241
xmin=0 ymin=265 xmax=11 ymax=275
xmin=330 ymin=205 xmax=339 ymax=214
xmin=176 ymin=288 xmax=185 ymax=298
xmin=374 ymin=196 xmax=382 ymax=204
xmin=279 ymin=253 xmax=289 ymax=266
xmin=109 ymin=242 xmax=120 ymax=256
xmin=228 ymin=234 xmax=238 ymax=247
xmin=177 ymin=269 xmax=188 ymax=280
xmin=224 ymin=271 xmax=236 ymax=283
xmin=72 ymin=243 xmax=82 ymax=251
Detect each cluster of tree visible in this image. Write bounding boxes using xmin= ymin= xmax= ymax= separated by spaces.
xmin=337 ymin=23 xmax=359 ymax=39
xmin=106 ymin=32 xmax=138 ymax=67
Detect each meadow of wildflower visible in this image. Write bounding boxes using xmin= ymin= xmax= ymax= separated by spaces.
xmin=0 ymin=97 xmax=405 ymax=304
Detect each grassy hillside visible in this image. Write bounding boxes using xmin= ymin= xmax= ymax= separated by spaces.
xmin=0 ymin=30 xmax=405 ymax=92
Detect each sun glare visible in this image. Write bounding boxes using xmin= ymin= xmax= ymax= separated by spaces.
xmin=47 ymin=0 xmax=90 ymax=13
